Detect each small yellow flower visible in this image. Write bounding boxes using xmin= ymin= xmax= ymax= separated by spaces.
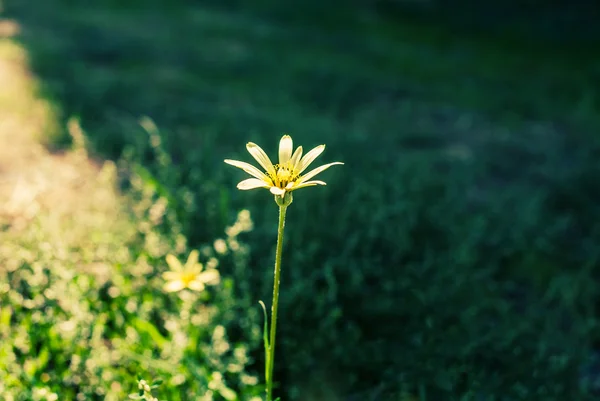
xmin=224 ymin=135 xmax=343 ymax=197
xmin=162 ymin=250 xmax=220 ymax=293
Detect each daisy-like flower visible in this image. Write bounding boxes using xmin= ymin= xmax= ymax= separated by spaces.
xmin=224 ymin=135 xmax=343 ymax=198
xmin=162 ymin=250 xmax=220 ymax=293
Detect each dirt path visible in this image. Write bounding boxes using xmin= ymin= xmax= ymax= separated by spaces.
xmin=0 ymin=19 xmax=125 ymax=250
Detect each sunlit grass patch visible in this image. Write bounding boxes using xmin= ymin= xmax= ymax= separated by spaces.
xmin=0 ymin=28 xmax=261 ymax=398
xmin=0 ymin=128 xmax=263 ymax=400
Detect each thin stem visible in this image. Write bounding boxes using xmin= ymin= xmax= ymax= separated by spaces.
xmin=267 ymin=205 xmax=287 ymax=401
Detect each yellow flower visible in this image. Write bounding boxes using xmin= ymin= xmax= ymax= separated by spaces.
xmin=162 ymin=250 xmax=220 ymax=293
xmin=224 ymin=135 xmax=343 ymax=197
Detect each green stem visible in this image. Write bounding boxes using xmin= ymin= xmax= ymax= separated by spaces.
xmin=267 ymin=205 xmax=287 ymax=401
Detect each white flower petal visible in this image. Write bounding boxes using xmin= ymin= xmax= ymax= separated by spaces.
xmin=162 ymin=271 xmax=180 ymax=280
xmin=297 ymin=162 xmax=344 ymax=183
xmin=246 ymin=142 xmax=276 ymax=176
xmin=270 ymin=186 xmax=286 ymax=195
xmin=187 ymin=280 xmax=206 ymax=292
xmin=279 ymin=135 xmax=293 ymax=164
xmin=165 ymin=254 xmax=183 ymax=272
xmin=224 ymin=159 xmax=270 ymax=181
xmin=289 ymin=146 xmax=303 ymax=173
xmin=186 ymin=250 xmax=200 ymax=268
xmin=298 ymin=145 xmax=325 ymax=174
xmin=198 ymin=270 xmax=220 ymax=285
xmin=163 ymin=280 xmax=185 ymax=293
xmin=292 ymin=180 xmax=326 ymax=190
xmin=237 ymin=178 xmax=271 ymax=190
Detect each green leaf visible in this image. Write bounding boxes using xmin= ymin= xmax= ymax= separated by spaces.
xmin=36 ymin=346 xmax=50 ymax=372
xmin=0 ymin=307 xmax=12 ymax=335
xmin=131 ymin=317 xmax=167 ymax=349
xmin=259 ymin=300 xmax=270 ymax=382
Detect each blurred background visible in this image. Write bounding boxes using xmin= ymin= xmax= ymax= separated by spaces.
xmin=1 ymin=0 xmax=600 ymax=400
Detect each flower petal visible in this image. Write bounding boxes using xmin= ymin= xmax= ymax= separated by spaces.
xmin=163 ymin=280 xmax=185 ymax=292
xmin=289 ymin=146 xmax=303 ymax=173
xmin=237 ymin=178 xmax=271 ymax=190
xmin=279 ymin=135 xmax=293 ymax=164
xmin=187 ymin=280 xmax=206 ymax=292
xmin=291 ymin=180 xmax=327 ymax=190
xmin=224 ymin=159 xmax=270 ymax=181
xmin=270 ymin=186 xmax=286 ymax=196
xmin=198 ymin=270 xmax=220 ymax=285
xmin=186 ymin=250 xmax=200 ymax=268
xmin=162 ymin=271 xmax=180 ymax=280
xmin=298 ymin=145 xmax=325 ymax=174
xmin=246 ymin=142 xmax=276 ymax=176
xmin=165 ymin=254 xmax=183 ymax=271
xmin=297 ymin=162 xmax=344 ymax=183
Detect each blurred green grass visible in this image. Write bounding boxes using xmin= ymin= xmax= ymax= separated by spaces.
xmin=2 ymin=0 xmax=600 ymax=400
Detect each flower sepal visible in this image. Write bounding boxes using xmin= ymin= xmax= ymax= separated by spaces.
xmin=274 ymin=191 xmax=293 ymax=208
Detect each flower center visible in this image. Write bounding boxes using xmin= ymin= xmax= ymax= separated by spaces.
xmin=273 ymin=164 xmax=298 ymax=187
xmin=181 ymin=272 xmax=197 ymax=285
